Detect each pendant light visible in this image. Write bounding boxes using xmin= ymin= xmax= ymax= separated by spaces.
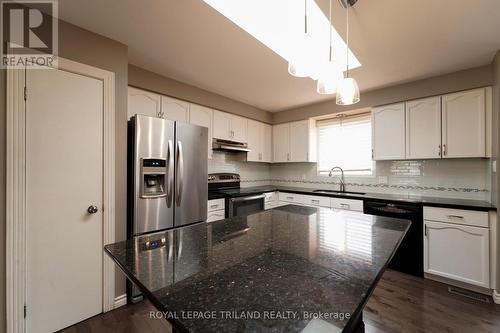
xmin=288 ymin=0 xmax=310 ymax=77
xmin=317 ymin=0 xmax=343 ymax=94
xmin=336 ymin=3 xmax=360 ymax=105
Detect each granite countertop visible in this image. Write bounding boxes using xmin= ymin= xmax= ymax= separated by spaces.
xmin=105 ymin=205 xmax=410 ymax=332
xmin=209 ymin=185 xmax=495 ymax=211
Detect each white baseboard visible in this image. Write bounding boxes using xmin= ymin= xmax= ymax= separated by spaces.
xmin=493 ymin=291 xmax=500 ymax=304
xmin=114 ymin=294 xmax=127 ymax=309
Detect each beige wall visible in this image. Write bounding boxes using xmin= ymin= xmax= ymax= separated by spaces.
xmin=0 ymin=62 xmax=5 ymax=333
xmin=129 ymin=64 xmax=272 ymax=123
xmin=272 ymin=65 xmax=494 ymax=123
xmin=0 ymin=20 xmax=129 ymax=333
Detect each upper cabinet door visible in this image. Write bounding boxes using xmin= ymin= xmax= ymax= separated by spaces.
xmin=372 ymin=103 xmax=406 ymax=160
xmin=247 ymin=120 xmax=262 ymax=162
xmin=289 ymin=120 xmax=310 ymax=162
xmin=442 ymin=88 xmax=485 ymax=158
xmin=406 ymin=97 xmax=442 ymax=159
xmin=128 ymin=87 xmax=161 ymax=119
xmin=212 ymin=110 xmax=232 ymax=140
xmin=231 ymin=115 xmax=248 ymax=143
xmin=262 ymin=124 xmax=273 ymax=163
xmin=189 ymin=104 xmax=213 ymax=159
xmin=273 ymin=123 xmax=289 ymax=163
xmin=161 ymin=96 xmax=189 ymax=122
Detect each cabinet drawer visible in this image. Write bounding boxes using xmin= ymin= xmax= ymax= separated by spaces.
xmin=208 ymin=199 xmax=225 ymax=212
xmin=424 ymin=220 xmax=490 ymax=288
xmin=331 ymin=198 xmax=363 ymax=212
xmin=265 ymin=201 xmax=283 ymax=210
xmin=302 ymin=195 xmax=331 ymax=208
xmin=264 ymin=192 xmax=277 ymax=203
xmin=424 ymin=207 xmax=488 ymax=228
xmin=278 ymin=192 xmax=304 ymax=204
xmin=207 ymin=210 xmax=225 ymax=222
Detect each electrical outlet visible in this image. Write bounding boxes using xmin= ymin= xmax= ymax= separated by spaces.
xmin=378 ymin=176 xmax=388 ymax=184
xmin=493 ymin=160 xmax=497 ymax=173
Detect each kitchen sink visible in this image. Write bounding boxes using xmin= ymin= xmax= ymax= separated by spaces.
xmin=313 ymin=190 xmax=366 ymax=196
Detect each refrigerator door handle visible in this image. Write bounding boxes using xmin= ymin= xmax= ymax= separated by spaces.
xmin=166 ymin=140 xmax=174 ymax=207
xmin=176 ymin=141 xmax=184 ymax=206
xmin=177 ymin=228 xmax=183 ymax=260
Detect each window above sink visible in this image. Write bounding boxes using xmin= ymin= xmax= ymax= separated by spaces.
xmin=317 ymin=112 xmax=374 ymax=177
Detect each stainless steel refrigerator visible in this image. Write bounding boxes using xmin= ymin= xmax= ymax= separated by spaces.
xmin=128 ymin=114 xmax=208 ymax=235
xmin=127 ymin=115 xmax=208 ymax=302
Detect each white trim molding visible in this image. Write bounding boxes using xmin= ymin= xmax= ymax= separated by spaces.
xmin=114 ymin=294 xmax=128 ymax=309
xmin=494 ymin=291 xmax=500 ymax=304
xmin=6 ymin=58 xmax=116 ymax=333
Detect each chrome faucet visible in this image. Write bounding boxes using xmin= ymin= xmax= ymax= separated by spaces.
xmin=328 ymin=166 xmax=345 ymax=192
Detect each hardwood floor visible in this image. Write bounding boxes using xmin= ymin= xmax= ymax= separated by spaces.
xmin=60 ymin=270 xmax=500 ymax=333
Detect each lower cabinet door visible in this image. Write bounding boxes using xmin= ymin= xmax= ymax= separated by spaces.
xmin=424 ymin=220 xmax=490 ymax=288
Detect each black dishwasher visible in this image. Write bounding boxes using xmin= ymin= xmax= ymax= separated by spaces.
xmin=363 ymin=200 xmax=423 ymax=277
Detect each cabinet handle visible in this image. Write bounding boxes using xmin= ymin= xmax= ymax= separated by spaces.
xmin=287 ymin=153 xmax=290 ymax=161
xmin=340 ymin=203 xmax=350 ymax=209
xmin=286 ymin=196 xmax=294 ymax=200
xmin=438 ymin=145 xmax=441 ymax=157
xmin=210 ymin=204 xmax=219 ymax=209
xmin=425 ymin=224 xmax=428 ymax=237
xmin=371 ymin=149 xmax=374 ymax=159
xmin=447 ymin=215 xmax=464 ymax=220
xmin=443 ymin=144 xmax=447 ymax=156
xmin=311 ymin=199 xmax=320 ymax=204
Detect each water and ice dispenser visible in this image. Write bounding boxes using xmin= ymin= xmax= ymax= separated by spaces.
xmin=140 ymin=158 xmax=167 ymax=198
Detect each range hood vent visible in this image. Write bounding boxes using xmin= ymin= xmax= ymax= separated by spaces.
xmin=212 ymin=138 xmax=250 ymax=153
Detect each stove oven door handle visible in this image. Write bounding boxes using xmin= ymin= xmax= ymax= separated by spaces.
xmin=229 ymin=194 xmax=266 ymax=217
xmin=230 ymin=194 xmax=266 ymax=203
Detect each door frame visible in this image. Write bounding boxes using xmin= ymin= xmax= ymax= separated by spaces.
xmin=6 ymin=57 xmax=116 ymax=333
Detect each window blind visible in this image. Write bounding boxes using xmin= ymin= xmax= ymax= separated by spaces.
xmin=317 ymin=113 xmax=373 ymax=175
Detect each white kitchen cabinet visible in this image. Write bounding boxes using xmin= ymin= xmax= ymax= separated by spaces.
xmin=405 ymin=97 xmax=442 ymax=159
xmin=424 ymin=220 xmax=489 ymax=288
xmin=212 ymin=110 xmax=232 ymax=140
xmin=128 ymin=87 xmax=161 ymax=119
xmin=441 ymin=88 xmax=486 ymax=158
xmin=262 ymin=124 xmax=272 ymax=163
xmin=273 ymin=123 xmax=289 ymax=162
xmin=372 ymin=103 xmax=406 ymax=160
xmin=189 ymin=104 xmax=213 ymax=159
xmin=424 ymin=206 xmax=490 ymax=289
xmin=231 ymin=115 xmax=248 ymax=143
xmin=273 ymin=120 xmax=316 ymax=163
xmin=207 ymin=199 xmax=225 ymax=222
xmin=247 ymin=120 xmax=272 ymax=163
xmin=212 ymin=110 xmax=248 ymax=142
xmin=161 ymin=96 xmax=189 ymax=122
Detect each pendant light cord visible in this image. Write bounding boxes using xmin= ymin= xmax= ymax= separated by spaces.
xmin=304 ymin=0 xmax=308 ymax=35
xmin=346 ymin=5 xmax=350 ymax=78
xmin=329 ymin=0 xmax=332 ymax=62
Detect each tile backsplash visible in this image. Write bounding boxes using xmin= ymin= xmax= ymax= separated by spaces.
xmin=208 ymin=152 xmax=492 ymax=201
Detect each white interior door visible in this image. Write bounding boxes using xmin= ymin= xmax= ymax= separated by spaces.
xmin=26 ymin=68 xmax=104 ymax=333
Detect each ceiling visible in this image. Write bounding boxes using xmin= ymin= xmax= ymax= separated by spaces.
xmin=58 ymin=0 xmax=500 ymax=112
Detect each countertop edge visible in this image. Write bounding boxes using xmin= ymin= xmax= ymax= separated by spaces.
xmin=209 ymin=187 xmax=496 ymax=211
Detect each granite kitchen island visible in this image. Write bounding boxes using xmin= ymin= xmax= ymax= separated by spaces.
xmin=105 ymin=205 xmax=410 ymax=332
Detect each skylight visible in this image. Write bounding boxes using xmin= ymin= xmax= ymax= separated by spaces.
xmin=203 ymin=0 xmax=361 ymax=81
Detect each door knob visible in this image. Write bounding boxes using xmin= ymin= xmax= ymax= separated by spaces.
xmin=87 ymin=205 xmax=99 ymax=214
